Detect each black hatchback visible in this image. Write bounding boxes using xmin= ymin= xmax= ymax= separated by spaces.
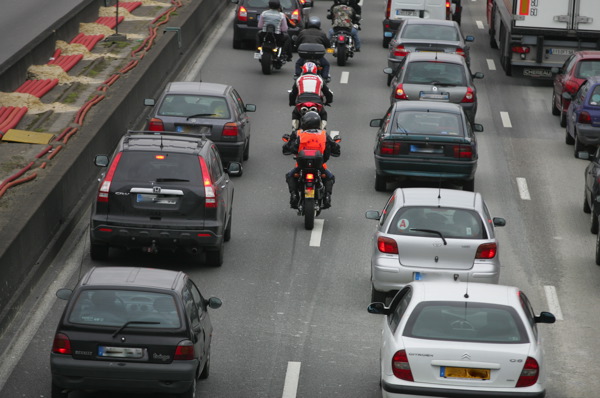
xmin=51 ymin=267 xmax=222 ymax=398
xmin=89 ymin=131 xmax=239 ymax=266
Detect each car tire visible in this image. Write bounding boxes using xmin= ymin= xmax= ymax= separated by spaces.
xmin=205 ymin=242 xmax=224 ymax=267
xmin=51 ymin=383 xmax=68 ymax=398
xmin=462 ymin=179 xmax=475 ymax=192
xmin=383 ymin=37 xmax=391 ymax=48
xmin=574 ymin=132 xmax=584 ymax=158
xmin=551 ymin=92 xmax=560 ymax=116
xmin=386 ymin=73 xmax=393 ymax=87
xmin=565 ymin=127 xmax=575 ymax=145
xmin=560 ymin=109 xmax=567 ymax=128
xmin=199 ymin=349 xmax=210 ymax=379
xmin=596 ymin=232 xmax=600 ymax=265
xmin=243 ymin=137 xmax=250 ymax=161
xmin=592 ymin=205 xmax=599 ymax=234
xmin=584 ymin=190 xmax=592 ymax=213
xmin=375 ymin=174 xmax=387 ymax=192
xmin=180 ymin=377 xmax=196 ymax=398
xmin=233 ymin=30 xmax=242 ymax=50
xmin=371 ymin=286 xmax=387 ymax=303
xmin=90 ymin=242 xmax=109 ymax=261
xmin=224 ymin=212 xmax=232 ymax=242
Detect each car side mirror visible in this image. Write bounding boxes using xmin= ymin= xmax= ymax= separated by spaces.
xmin=534 ymin=311 xmax=556 ymax=324
xmin=473 ymin=123 xmax=484 ymax=132
xmin=56 ymin=288 xmax=73 ymax=300
xmin=144 ymin=98 xmax=155 ymax=106
xmin=94 ymin=155 xmax=109 ymax=167
xmin=207 ymin=297 xmax=222 ymax=309
xmin=493 ymin=217 xmax=506 ymax=227
xmin=465 ymin=35 xmax=475 ymax=42
xmin=365 ymin=210 xmax=381 ymax=220
xmin=227 ymin=162 xmax=242 ymax=177
xmin=383 ymin=67 xmax=394 ymax=75
xmin=472 ymin=72 xmax=484 ymax=79
xmin=245 ymin=104 xmax=256 ymax=112
xmin=230 ymin=0 xmax=239 ymax=3
xmin=367 ymin=302 xmax=387 ymax=314
xmin=370 ymin=119 xmax=383 ymax=128
xmin=562 ymin=92 xmax=572 ymax=101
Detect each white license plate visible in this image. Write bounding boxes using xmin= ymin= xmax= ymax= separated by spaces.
xmin=420 ymin=92 xmax=449 ymax=100
xmin=397 ymin=9 xmax=419 ymax=16
xmin=254 ymin=52 xmax=261 ymax=59
xmin=523 ymin=68 xmax=553 ymax=78
xmin=98 ymin=346 xmax=144 ymax=358
xmin=547 ymin=48 xmax=576 ymax=56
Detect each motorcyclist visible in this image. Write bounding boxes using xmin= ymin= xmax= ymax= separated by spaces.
xmin=289 ymin=62 xmax=333 ymax=130
xmin=283 ymin=111 xmax=340 ymax=209
xmin=327 ymin=0 xmax=361 ymax=52
xmin=257 ymin=0 xmax=293 ymax=61
xmin=294 ymin=16 xmax=331 ymax=82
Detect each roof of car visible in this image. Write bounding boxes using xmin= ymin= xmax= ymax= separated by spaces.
xmin=574 ymin=51 xmax=600 ymax=59
xmin=391 ymin=100 xmax=465 ymax=114
xmin=394 ymin=188 xmax=481 ymax=209
xmin=119 ymin=131 xmax=209 ymax=154
xmin=403 ymin=18 xmax=458 ymax=27
xmin=409 ymin=280 xmax=518 ymax=306
xmin=81 ymin=267 xmax=186 ymax=291
xmin=404 ymin=51 xmax=467 ymax=63
xmin=165 ymin=81 xmax=229 ymax=96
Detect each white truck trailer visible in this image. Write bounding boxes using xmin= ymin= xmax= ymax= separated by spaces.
xmin=486 ymin=0 xmax=600 ymax=78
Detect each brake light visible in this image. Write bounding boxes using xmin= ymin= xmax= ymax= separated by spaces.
xmin=299 ymin=0 xmax=305 ymax=4
xmin=461 ymin=87 xmax=475 ymax=103
xmin=306 ymin=173 xmax=315 ymax=181
xmin=223 ymin=122 xmax=239 ymax=137
xmin=199 ymin=156 xmax=217 ymax=208
xmin=377 ymin=236 xmax=398 ymax=254
xmin=393 ymin=45 xmax=409 ymax=57
xmin=394 ymin=84 xmax=409 ymax=100
xmin=453 ymin=144 xmax=473 ymax=159
xmin=455 ymin=48 xmax=465 ymax=57
xmin=338 ymin=34 xmax=346 ymax=43
xmin=512 ymin=46 xmax=530 ymax=54
xmin=380 ymin=141 xmax=401 ymax=155
xmin=385 ymin=0 xmax=392 ymax=19
xmin=97 ymin=152 xmax=122 ymax=203
xmin=291 ymin=9 xmax=300 ymax=21
xmin=475 ymin=242 xmax=497 ymax=259
xmin=52 ymin=333 xmax=72 ymax=355
xmin=237 ymin=6 xmax=248 ymax=22
xmin=579 ymin=111 xmax=592 ymax=124
xmin=564 ymin=80 xmax=581 ymax=95
xmin=174 ymin=341 xmax=195 ymax=360
xmin=148 ymin=118 xmax=164 ymax=131
xmin=392 ymin=350 xmax=414 ymax=381
xmin=515 ymin=357 xmax=539 ymax=387
xmin=446 ymin=0 xmax=450 ymax=7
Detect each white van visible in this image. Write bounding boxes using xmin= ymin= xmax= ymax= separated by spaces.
xmin=383 ymin=0 xmax=452 ymax=47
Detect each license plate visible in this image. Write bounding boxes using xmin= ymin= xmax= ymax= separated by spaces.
xmin=254 ymin=52 xmax=261 ymax=59
xmin=419 ymin=92 xmax=449 ymax=100
xmin=305 ymin=189 xmax=315 ymax=198
xmin=98 ymin=346 xmax=144 ymax=358
xmin=441 ymin=366 xmax=490 ymax=380
xmin=547 ymin=48 xmax=576 ymax=56
xmin=137 ymin=194 xmax=177 ymax=205
xmin=410 ymin=145 xmax=443 ymax=154
xmin=174 ymin=125 xmax=211 ymax=134
xmin=326 ymin=48 xmax=334 ymax=53
xmin=522 ymin=68 xmax=553 ymax=78
xmin=397 ymin=9 xmax=419 ymax=17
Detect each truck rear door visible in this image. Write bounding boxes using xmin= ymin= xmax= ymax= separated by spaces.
xmin=576 ymin=0 xmax=600 ymax=31
xmin=512 ymin=0 xmax=571 ymax=29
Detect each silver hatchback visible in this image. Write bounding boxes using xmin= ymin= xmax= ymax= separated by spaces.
xmin=365 ymin=188 xmax=505 ymax=302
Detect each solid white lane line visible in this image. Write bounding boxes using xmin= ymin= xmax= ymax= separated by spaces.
xmin=544 ymin=285 xmax=564 ymax=321
xmin=486 ymin=58 xmax=496 ymax=71
xmin=340 ymin=71 xmax=349 ymax=84
xmin=516 ymin=177 xmax=531 ymax=200
xmin=310 ymin=219 xmax=324 ymax=247
xmin=500 ymin=111 xmax=512 ymax=128
xmin=282 ymin=361 xmax=302 ymax=398
xmin=476 ymin=20 xmax=484 ymax=30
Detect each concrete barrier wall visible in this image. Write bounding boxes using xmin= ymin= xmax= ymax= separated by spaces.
xmin=0 ymin=0 xmax=232 ymax=334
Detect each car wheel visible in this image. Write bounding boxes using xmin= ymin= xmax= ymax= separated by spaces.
xmin=205 ymin=242 xmax=224 ymax=267
xmin=560 ymin=108 xmax=567 ymax=127
xmin=382 ymin=37 xmax=391 ymax=48
xmin=233 ymin=30 xmax=242 ymax=50
xmin=551 ymin=92 xmax=560 ymax=116
xmin=243 ymin=137 xmax=250 ymax=161
xmin=224 ymin=211 xmax=232 ymax=242
xmin=574 ymin=132 xmax=585 ymax=158
xmin=565 ymin=127 xmax=575 ymax=145
xmin=375 ymin=174 xmax=387 ymax=192
xmin=90 ymin=242 xmax=109 ymax=261
xmin=371 ymin=285 xmax=387 ymax=303
xmin=584 ymin=190 xmax=592 ymax=213
xmin=199 ymin=349 xmax=210 ymax=379
xmin=596 ymin=232 xmax=600 ymax=265
xmin=462 ymin=179 xmax=475 ymax=192
xmin=386 ymin=73 xmax=393 ymax=87
xmin=51 ymin=383 xmax=68 ymax=398
xmin=180 ymin=377 xmax=196 ymax=398
xmin=592 ymin=205 xmax=599 ymax=234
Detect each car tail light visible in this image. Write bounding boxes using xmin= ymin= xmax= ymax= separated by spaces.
xmin=392 ymin=350 xmax=414 ymax=381
xmin=453 ymin=144 xmax=473 ymax=159
xmin=393 ymin=45 xmax=409 ymax=57
xmin=380 ymin=141 xmax=401 ymax=155
xmin=299 ymin=0 xmax=305 ymax=4
xmin=565 ymin=80 xmax=581 ymax=95
xmin=52 ymin=333 xmax=72 ymax=355
xmin=455 ymin=47 xmax=465 ymax=57
xmin=512 ymin=46 xmax=530 ymax=54
xmin=223 ymin=122 xmax=239 ymax=137
xmin=199 ymin=156 xmax=217 ymax=208
xmin=476 ymin=242 xmax=497 ymax=259
xmin=291 ymin=9 xmax=300 ymax=22
xmin=148 ymin=118 xmax=164 ymax=131
xmin=461 ymin=87 xmax=475 ymax=103
xmin=385 ymin=0 xmax=392 ymax=19
xmin=306 ymin=173 xmax=315 ymax=181
xmin=579 ymin=111 xmax=592 ymax=124
xmin=174 ymin=340 xmax=195 ymax=360
xmin=97 ymin=152 xmax=122 ymax=203
xmin=446 ymin=0 xmax=450 ymax=7
xmin=395 ymin=84 xmax=409 ymax=100
xmin=516 ymin=357 xmax=539 ymax=387
xmin=377 ymin=236 xmax=398 ymax=254
xmin=237 ymin=6 xmax=248 ymax=22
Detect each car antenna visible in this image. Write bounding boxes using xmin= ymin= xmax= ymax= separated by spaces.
xmin=160 ymin=134 xmax=164 ymax=150
xmin=437 ymin=179 xmax=442 ymax=207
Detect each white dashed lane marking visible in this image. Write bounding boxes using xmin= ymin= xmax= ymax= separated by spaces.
xmin=486 ymin=58 xmax=496 ymax=71
xmin=516 ymin=177 xmax=531 ymax=200
xmin=310 ymin=219 xmax=325 ymax=247
xmin=500 ymin=111 xmax=512 ymax=128
xmin=282 ymin=361 xmax=302 ymax=398
xmin=340 ymin=71 xmax=349 ymax=84
xmin=476 ymin=20 xmax=484 ymax=29
xmin=544 ymin=285 xmax=564 ymax=321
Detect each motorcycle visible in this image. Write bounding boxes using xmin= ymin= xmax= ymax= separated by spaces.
xmin=282 ymin=132 xmax=341 ymax=230
xmin=255 ymin=25 xmax=286 ymax=75
xmin=330 ymin=27 xmax=355 ymax=66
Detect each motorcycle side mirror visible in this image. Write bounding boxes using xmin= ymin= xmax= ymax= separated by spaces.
xmin=282 ymin=134 xmax=291 ymax=142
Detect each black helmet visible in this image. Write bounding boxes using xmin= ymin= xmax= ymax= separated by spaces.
xmin=268 ymin=0 xmax=280 ymax=9
xmin=300 ymin=111 xmax=321 ymax=130
xmin=307 ymin=16 xmax=321 ymax=29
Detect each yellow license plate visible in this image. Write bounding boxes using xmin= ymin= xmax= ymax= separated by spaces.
xmin=305 ymin=189 xmax=315 ymax=198
xmin=443 ymin=367 xmax=490 ymax=380
xmin=326 ymin=48 xmax=334 ymax=53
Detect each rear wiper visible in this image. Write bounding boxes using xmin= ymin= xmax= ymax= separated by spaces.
xmin=410 ymin=228 xmax=447 ymax=245
xmin=113 ymin=321 xmax=159 ymax=337
xmin=155 ymin=178 xmax=189 ymax=182
xmin=186 ymin=113 xmax=216 ymax=119
xmin=395 ymin=122 xmax=410 ymax=134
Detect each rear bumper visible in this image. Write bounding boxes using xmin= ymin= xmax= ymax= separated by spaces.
xmin=51 ymin=353 xmax=196 ymax=394
xmin=375 ymin=155 xmax=477 ymax=182
xmin=382 ymin=379 xmax=545 ymax=397
xmin=576 ymin=124 xmax=600 ymax=146
xmin=215 ymin=140 xmax=245 ymax=163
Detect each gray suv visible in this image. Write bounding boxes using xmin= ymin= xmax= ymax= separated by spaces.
xmin=89 ymin=131 xmax=239 ymax=266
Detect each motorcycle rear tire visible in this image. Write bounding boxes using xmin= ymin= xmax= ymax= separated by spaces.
xmin=304 ymin=198 xmax=315 ymax=230
xmin=261 ymin=52 xmax=273 ymax=75
xmin=337 ymin=45 xmax=347 ymax=66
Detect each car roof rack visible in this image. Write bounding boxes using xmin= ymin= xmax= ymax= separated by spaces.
xmin=122 ymin=130 xmax=208 ymax=152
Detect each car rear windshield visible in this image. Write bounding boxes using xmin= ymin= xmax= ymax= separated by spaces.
xmin=388 ymin=207 xmax=486 ymax=239
xmin=158 ymin=94 xmax=230 ymax=119
xmin=576 ymin=60 xmax=600 ymax=79
xmin=404 ymin=301 xmax=529 ymax=344
xmin=68 ymin=289 xmax=182 ymax=328
xmin=405 ymin=61 xmax=466 ymax=85
xmin=247 ymin=0 xmax=295 ymax=9
xmin=112 ymin=151 xmax=202 ymax=184
xmin=401 ymin=25 xmax=459 ymax=41
xmin=393 ymin=111 xmax=461 ymax=136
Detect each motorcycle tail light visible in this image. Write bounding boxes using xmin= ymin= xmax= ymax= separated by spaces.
xmin=338 ymin=35 xmax=346 ymax=42
xmin=306 ymin=173 xmax=315 ymax=181
xmin=291 ymin=9 xmax=300 ymax=21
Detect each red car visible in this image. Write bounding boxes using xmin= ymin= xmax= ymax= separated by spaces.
xmin=552 ymin=51 xmax=600 ymax=127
